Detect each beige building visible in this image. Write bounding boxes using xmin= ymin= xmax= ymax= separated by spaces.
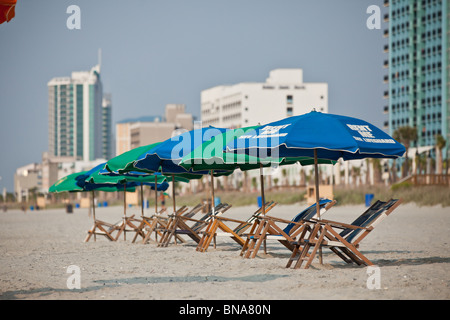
xmin=14 ymin=153 xmax=78 ymax=202
xmin=115 ymin=104 xmax=194 ymax=155
xmin=130 ymin=122 xmax=177 ymax=149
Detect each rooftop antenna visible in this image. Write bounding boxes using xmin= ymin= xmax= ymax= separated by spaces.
xmin=98 ymin=48 xmax=102 ymax=73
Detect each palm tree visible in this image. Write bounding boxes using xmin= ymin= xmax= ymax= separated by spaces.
xmin=393 ymin=126 xmax=417 ymax=177
xmin=435 ymin=134 xmax=446 ymax=174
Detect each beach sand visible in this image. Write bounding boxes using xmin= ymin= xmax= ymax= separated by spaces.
xmin=0 ymin=201 xmax=449 ymax=300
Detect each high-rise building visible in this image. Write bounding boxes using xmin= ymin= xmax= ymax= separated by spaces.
xmin=48 ymin=65 xmax=106 ymax=161
xmin=383 ymin=0 xmax=449 ymax=160
xmin=201 ymin=69 xmax=328 ymax=129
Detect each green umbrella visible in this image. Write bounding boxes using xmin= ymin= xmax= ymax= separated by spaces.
xmin=84 ymin=162 xmax=187 ymax=221
xmin=49 ymin=170 xmax=138 ymax=193
xmin=104 ymin=142 xmax=161 ymax=174
xmin=49 ymin=169 xmax=138 ymax=241
xmin=49 ymin=171 xmax=87 ymax=193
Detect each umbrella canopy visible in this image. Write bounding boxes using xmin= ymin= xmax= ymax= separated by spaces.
xmin=103 ymin=142 xmax=205 ymax=181
xmin=132 ymin=127 xmax=230 ymax=175
xmin=103 ymin=142 xmax=161 ymax=174
xmin=0 ymin=0 xmax=16 ymax=24
xmin=226 ymin=110 xmax=405 ymax=161
xmin=49 ymin=171 xmax=137 ymax=193
xmin=79 ymin=163 xmax=167 ymax=191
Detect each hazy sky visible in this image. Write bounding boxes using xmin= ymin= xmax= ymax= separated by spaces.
xmin=0 ymin=0 xmax=387 ymax=192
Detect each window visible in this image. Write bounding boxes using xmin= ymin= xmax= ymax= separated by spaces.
xmin=287 ymin=107 xmax=293 ymax=117
xmin=286 ymin=95 xmax=293 ymax=104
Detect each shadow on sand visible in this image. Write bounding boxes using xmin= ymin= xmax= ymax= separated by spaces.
xmin=0 ymin=274 xmax=288 ymax=300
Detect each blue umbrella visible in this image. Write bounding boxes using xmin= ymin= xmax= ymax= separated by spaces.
xmin=226 ymin=111 xmax=405 ymax=161
xmin=226 ymin=111 xmax=406 ymax=218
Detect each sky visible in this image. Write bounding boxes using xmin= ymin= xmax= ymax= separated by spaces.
xmin=0 ymin=0 xmax=387 ymax=192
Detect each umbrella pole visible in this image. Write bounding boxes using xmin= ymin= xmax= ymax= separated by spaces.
xmin=155 ymin=175 xmax=158 ymax=214
xmin=314 ymin=149 xmax=323 ymax=264
xmin=210 ymin=170 xmax=215 ymax=215
xmin=123 ymin=184 xmax=127 ymax=241
xmin=92 ymin=190 xmax=96 ymax=242
xmin=123 ymin=184 xmax=127 ymax=217
xmin=172 ymin=174 xmax=176 ymax=214
xmin=314 ymin=150 xmax=320 ymax=220
xmin=260 ymin=164 xmax=266 ymax=215
xmin=140 ymin=183 xmax=144 ymax=217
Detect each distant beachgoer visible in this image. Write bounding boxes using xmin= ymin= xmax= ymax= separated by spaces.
xmin=159 ymin=193 xmax=166 ymax=210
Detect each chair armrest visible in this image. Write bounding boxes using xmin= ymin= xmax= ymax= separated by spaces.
xmin=178 ymin=216 xmax=208 ymax=224
xmin=215 ymin=216 xmax=247 ymax=224
xmin=310 ymin=218 xmax=370 ymax=230
xmin=261 ymin=215 xmax=305 ymax=226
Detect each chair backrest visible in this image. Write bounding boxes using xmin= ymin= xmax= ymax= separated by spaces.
xmin=173 ymin=205 xmax=188 ymax=216
xmin=184 ymin=203 xmax=204 ymax=219
xmin=341 ymin=199 xmax=401 ymax=243
xmin=191 ymin=203 xmax=229 ymax=231
xmin=282 ymin=199 xmax=333 ymax=235
xmin=233 ymin=201 xmax=276 ymax=235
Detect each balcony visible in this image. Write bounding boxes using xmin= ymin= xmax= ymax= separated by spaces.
xmin=383 ymin=75 xmax=389 ymax=83
xmin=383 ymin=29 xmax=389 ymax=38
xmin=383 ymin=91 xmax=389 ymax=99
xmin=384 ymin=0 xmax=389 ymax=7
xmin=384 ymin=13 xmax=389 ymax=22
xmin=383 ymin=44 xmax=389 ymax=53
xmin=383 ymin=60 xmax=389 ymax=68
xmin=383 ymin=106 xmax=389 ymax=114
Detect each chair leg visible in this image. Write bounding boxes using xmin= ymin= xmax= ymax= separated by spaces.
xmin=142 ymin=218 xmax=158 ymax=244
xmin=293 ymin=224 xmax=325 ymax=269
xmin=248 ymin=220 xmax=270 ymax=259
xmin=197 ymin=219 xmax=218 ymax=252
xmin=286 ymin=243 xmax=301 ymax=268
xmin=240 ymin=221 xmax=259 ymax=257
xmin=132 ymin=220 xmax=145 ymax=243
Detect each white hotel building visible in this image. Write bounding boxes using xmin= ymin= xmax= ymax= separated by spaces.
xmin=201 ymin=69 xmax=328 ymax=128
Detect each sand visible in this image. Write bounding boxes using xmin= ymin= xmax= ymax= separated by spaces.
xmin=0 ymin=201 xmax=449 ymax=300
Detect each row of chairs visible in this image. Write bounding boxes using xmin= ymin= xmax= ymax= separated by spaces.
xmin=84 ymin=197 xmax=402 ymax=269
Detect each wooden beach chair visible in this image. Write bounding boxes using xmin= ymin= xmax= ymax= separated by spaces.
xmin=85 ymin=214 xmax=140 ymax=242
xmin=141 ymin=204 xmax=205 ymax=244
xmin=241 ymin=199 xmax=337 ymax=259
xmin=131 ymin=207 xmax=167 ymax=243
xmin=158 ymin=203 xmax=232 ymax=247
xmin=85 ymin=218 xmax=123 ymax=242
xmin=113 ymin=214 xmax=150 ymax=241
xmin=286 ymin=198 xmax=402 ymax=269
xmin=196 ymin=200 xmax=278 ymax=252
xmin=144 ymin=205 xmax=190 ymax=244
